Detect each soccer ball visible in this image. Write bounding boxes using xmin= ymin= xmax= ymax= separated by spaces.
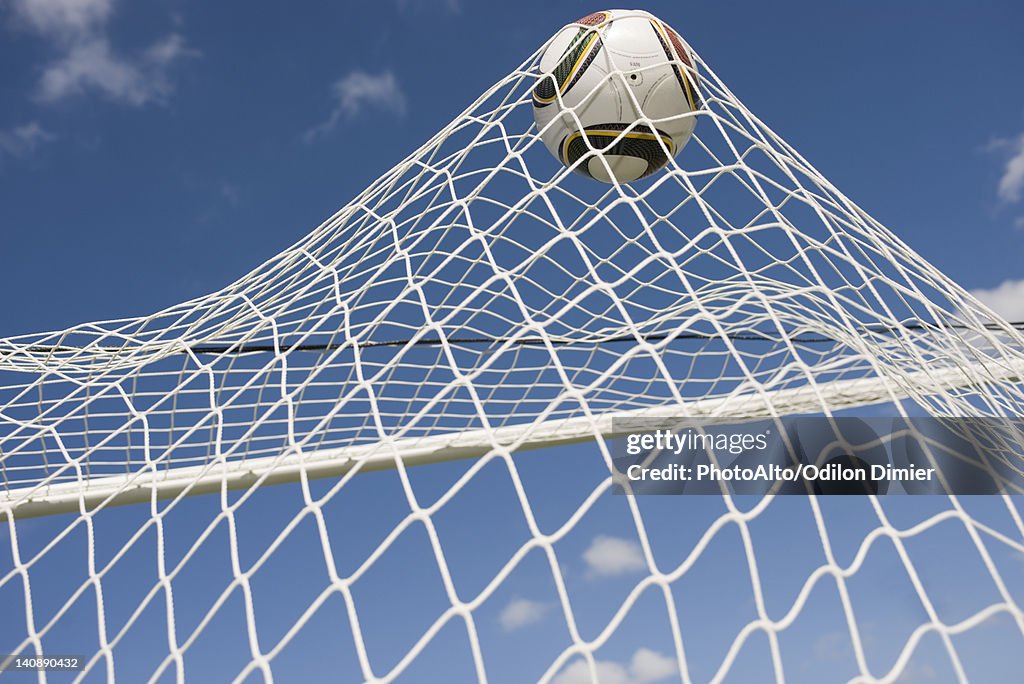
xmin=532 ymin=9 xmax=700 ymax=184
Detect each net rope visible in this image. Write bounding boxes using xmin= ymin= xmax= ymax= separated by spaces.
xmin=2 ymin=14 xmax=1024 ymax=682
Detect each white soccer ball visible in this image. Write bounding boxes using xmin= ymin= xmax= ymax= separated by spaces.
xmin=532 ymin=9 xmax=700 ymax=184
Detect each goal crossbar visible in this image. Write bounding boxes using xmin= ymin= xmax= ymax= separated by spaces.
xmin=5 ymin=359 xmax=1019 ymax=520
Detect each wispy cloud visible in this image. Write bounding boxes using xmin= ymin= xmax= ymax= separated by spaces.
xmin=36 ymin=35 xmax=193 ymax=105
xmin=498 ymin=598 xmax=548 ymax=631
xmin=396 ymin=0 xmax=461 ymax=14
xmin=8 ymin=0 xmax=114 ymax=37
xmin=0 ymin=121 xmax=55 ymax=158
xmin=812 ymin=630 xmax=850 ymax=663
xmin=304 ymin=70 xmax=406 ymax=142
xmin=970 ymin=278 xmax=1024 ymax=321
xmin=582 ymin=535 xmax=646 ymax=578
xmin=993 ymin=133 xmax=1024 ymax=204
xmin=219 ymin=182 xmax=241 ymax=206
xmin=8 ymin=0 xmax=196 ymax=106
xmin=551 ymin=648 xmax=677 ymax=684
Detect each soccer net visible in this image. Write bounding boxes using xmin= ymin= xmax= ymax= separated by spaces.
xmin=3 ymin=14 xmax=1024 ymax=683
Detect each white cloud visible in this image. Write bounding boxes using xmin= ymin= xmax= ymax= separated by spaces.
xmin=144 ymin=32 xmax=191 ymax=66
xmin=396 ymin=0 xmax=461 ymax=14
xmin=36 ymin=34 xmax=193 ymax=105
xmin=9 ymin=0 xmax=113 ymax=38
xmin=583 ymin=535 xmax=646 ymax=578
xmin=499 ymin=597 xmax=548 ymax=631
xmin=8 ymin=0 xmax=195 ymax=106
xmin=969 ymin=278 xmax=1024 ymax=322
xmin=995 ymin=133 xmax=1024 ymax=204
xmin=553 ymin=660 xmax=631 ymax=684
xmin=331 ymin=71 xmax=406 ymax=117
xmin=304 ymin=70 xmax=406 ymax=142
xmin=629 ymin=649 xmax=677 ymax=682
xmin=552 ymin=648 xmax=677 ymax=684
xmin=0 ymin=121 xmax=55 ymax=158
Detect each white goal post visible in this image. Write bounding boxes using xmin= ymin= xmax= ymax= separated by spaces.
xmin=3 ymin=11 xmax=1024 ymax=683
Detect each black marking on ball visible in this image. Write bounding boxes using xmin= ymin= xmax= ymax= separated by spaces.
xmin=560 ymin=124 xmax=674 ymax=181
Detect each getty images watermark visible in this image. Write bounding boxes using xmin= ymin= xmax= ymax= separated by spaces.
xmin=610 ymin=417 xmax=1024 ymax=496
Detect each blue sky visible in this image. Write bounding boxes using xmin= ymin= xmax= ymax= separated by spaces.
xmin=3 ymin=2 xmax=1024 ymax=683
xmin=1 ymin=1 xmax=1023 ymax=335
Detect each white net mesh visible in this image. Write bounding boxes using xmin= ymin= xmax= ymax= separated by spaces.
xmin=3 ymin=16 xmax=1024 ymax=683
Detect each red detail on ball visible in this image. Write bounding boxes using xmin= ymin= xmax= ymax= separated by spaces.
xmin=661 ymin=23 xmax=694 ymax=70
xmin=574 ymin=12 xmax=608 ymax=27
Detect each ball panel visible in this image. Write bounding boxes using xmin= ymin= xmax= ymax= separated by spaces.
xmin=532 ymin=25 xmax=603 ymax=108
xmin=662 ymin=23 xmax=695 ymax=72
xmin=560 ymin=124 xmax=674 ymax=183
xmin=639 ymin=74 xmax=697 ymax=148
xmin=588 ymin=155 xmax=648 ymax=184
xmin=601 ymin=14 xmax=665 ymax=60
xmin=649 ymin=19 xmax=700 ymax=111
